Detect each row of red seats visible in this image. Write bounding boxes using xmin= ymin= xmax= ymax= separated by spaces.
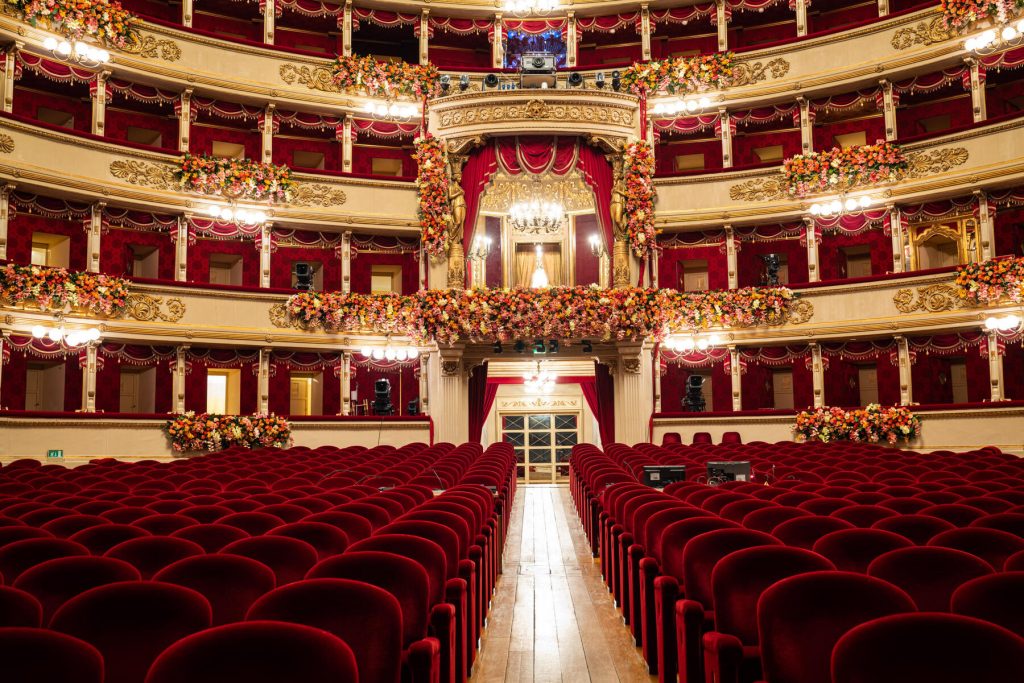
xmin=570 ymin=441 xmax=1024 ymax=683
xmin=0 ymin=441 xmax=517 ymax=683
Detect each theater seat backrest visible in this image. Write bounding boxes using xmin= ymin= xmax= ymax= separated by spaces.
xmin=0 ymin=627 xmax=104 ymax=683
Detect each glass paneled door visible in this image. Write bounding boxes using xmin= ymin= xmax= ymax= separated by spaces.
xmin=501 ymin=412 xmax=579 ymax=484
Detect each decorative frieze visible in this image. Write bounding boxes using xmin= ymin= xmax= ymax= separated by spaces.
xmin=292 ymin=183 xmax=348 ymax=208
xmin=109 ymin=160 xmax=176 ymax=190
xmin=121 ymin=33 xmax=183 ymax=61
xmin=279 ymin=64 xmax=342 ymax=94
xmin=121 ymin=294 xmax=186 ymax=323
xmin=893 ymin=285 xmax=963 ymax=313
xmin=730 ymin=58 xmax=791 ymax=87
xmin=890 ymin=16 xmax=954 ymax=50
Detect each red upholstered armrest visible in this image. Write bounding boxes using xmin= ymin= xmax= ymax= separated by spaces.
xmin=405 ymin=637 xmax=442 ymax=683
xmin=676 ymin=598 xmax=711 ymax=683
xmin=703 ymin=631 xmax=745 ymax=683
xmin=429 ymin=603 xmax=457 ymax=683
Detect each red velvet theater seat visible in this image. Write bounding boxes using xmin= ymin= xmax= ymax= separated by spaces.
xmin=831 ymin=613 xmax=1024 ymax=683
xmin=154 ymin=554 xmax=276 ymax=626
xmin=812 ymin=529 xmax=912 ymax=573
xmin=871 ymin=513 xmax=956 ymax=544
xmin=170 ymin=523 xmax=249 ymax=552
xmin=104 ymin=537 xmax=206 ymax=579
xmin=952 ymin=572 xmax=1024 ymax=638
xmin=0 ymin=585 xmax=43 ymax=627
xmin=220 ymin=536 xmax=321 ymax=586
xmin=0 ymin=538 xmax=90 ymax=582
xmin=772 ymin=516 xmax=855 ymax=549
xmin=144 ymin=621 xmax=359 ymax=683
xmin=13 ymin=556 xmax=141 ymax=624
xmin=0 ymin=627 xmax=104 ymax=683
xmin=69 ymin=524 xmax=151 ymax=554
xmin=929 ymin=527 xmax=1024 ymax=570
xmin=866 ymin=547 xmax=995 ymax=611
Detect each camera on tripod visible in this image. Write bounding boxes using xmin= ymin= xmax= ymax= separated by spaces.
xmin=682 ymin=375 xmax=706 ymax=412
xmin=372 ymin=378 xmax=394 ymax=416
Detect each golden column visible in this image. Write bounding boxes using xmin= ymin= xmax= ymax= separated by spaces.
xmin=446 ymin=161 xmax=467 ymax=290
xmin=609 ymin=155 xmax=631 ymax=288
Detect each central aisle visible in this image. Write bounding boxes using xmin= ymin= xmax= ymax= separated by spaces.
xmin=471 ymin=485 xmax=658 ymax=683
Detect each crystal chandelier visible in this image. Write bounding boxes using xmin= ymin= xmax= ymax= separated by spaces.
xmin=808 ymin=194 xmax=876 ymax=218
xmin=31 ymin=322 xmax=101 ymax=348
xmin=503 ymin=0 xmax=559 ymax=17
xmin=203 ymin=204 xmax=268 ymax=227
xmin=42 ymin=36 xmax=110 ymax=66
xmin=509 ymin=199 xmax=564 ymax=234
xmin=965 ymin=19 xmax=1024 ymax=54
xmin=530 ymin=244 xmax=550 ymax=289
xmin=362 ymin=100 xmax=418 ymax=121
xmin=523 ymin=362 xmax=556 ymax=393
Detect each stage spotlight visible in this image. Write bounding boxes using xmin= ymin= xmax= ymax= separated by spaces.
xmin=611 ymin=70 xmax=621 ymax=92
xmin=293 ymin=262 xmax=314 ymax=291
xmin=533 ymin=338 xmax=545 ymax=354
xmin=493 ymin=341 xmax=503 ymax=354
xmin=439 ymin=74 xmax=450 ymax=93
xmin=459 ymin=74 xmax=470 ymax=91
xmin=514 ymin=340 xmax=526 ymax=354
xmin=595 ymin=72 xmax=605 ymax=89
xmin=548 ymin=340 xmax=559 ymax=354
xmin=484 ymin=73 xmax=500 ymax=89
xmin=567 ymin=72 xmax=583 ymax=88
xmin=581 ymin=339 xmax=593 ymax=353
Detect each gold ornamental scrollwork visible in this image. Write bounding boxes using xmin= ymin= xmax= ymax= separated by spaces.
xmin=440 ymin=360 xmax=461 ymax=376
xmin=269 ymin=303 xmax=299 ymax=329
xmin=436 ymin=100 xmax=635 ymax=130
xmin=292 ymin=183 xmax=348 ymax=208
xmin=122 ymin=294 xmax=186 ymax=323
xmin=890 ymin=17 xmax=954 ymax=51
xmin=109 ymin=160 xmax=176 ymax=190
xmin=904 ymin=148 xmax=970 ymax=178
xmin=121 ymin=31 xmax=182 ymax=61
xmin=279 ymin=64 xmax=343 ymax=94
xmin=893 ymin=285 xmax=963 ymax=313
xmin=786 ymin=299 xmax=814 ymax=325
xmin=728 ymin=175 xmax=788 ymax=202
xmin=730 ymin=58 xmax=790 ymax=87
xmin=0 ymin=134 xmax=13 ymax=153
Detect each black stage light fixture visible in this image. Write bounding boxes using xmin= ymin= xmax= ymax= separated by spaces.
xmin=548 ymin=339 xmax=559 ymax=354
xmin=581 ymin=339 xmax=593 ymax=353
xmin=493 ymin=341 xmax=503 ymax=354
xmin=439 ymin=74 xmax=451 ymax=93
xmin=407 ymin=398 xmax=419 ymax=416
xmin=514 ymin=340 xmax=526 ymax=354
xmin=372 ymin=377 xmax=394 ymax=416
xmin=459 ymin=74 xmax=470 ymax=91
xmin=595 ymin=72 xmax=605 ymax=89
xmin=611 ymin=70 xmax=621 ymax=92
xmin=533 ymin=338 xmax=545 ymax=354
xmin=293 ymin=262 xmax=314 ymax=291
xmin=567 ymin=72 xmax=583 ymax=88
xmin=484 ymin=73 xmax=500 ymax=89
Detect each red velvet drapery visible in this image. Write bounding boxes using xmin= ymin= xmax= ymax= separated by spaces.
xmin=467 ymin=362 xmax=489 ymax=443
xmin=589 ymin=362 xmax=615 ymax=444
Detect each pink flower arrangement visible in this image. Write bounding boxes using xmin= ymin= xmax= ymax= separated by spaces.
xmin=175 ymin=154 xmax=294 ymax=203
xmin=955 ymin=256 xmax=1024 ymax=304
xmin=413 ymin=134 xmax=451 ymax=257
xmin=164 ymin=412 xmax=292 ymax=452
xmin=623 ymin=140 xmax=657 ymax=258
xmin=332 ymin=55 xmax=440 ymax=99
xmin=286 ymin=286 xmax=798 ymax=344
xmin=940 ymin=0 xmax=1024 ymax=32
xmin=795 ymin=404 xmax=920 ymax=444
xmin=782 ymin=142 xmax=909 ymax=197
xmin=0 ymin=263 xmax=129 ymax=315
xmin=8 ymin=0 xmax=136 ymax=49
xmin=620 ymin=52 xmax=735 ymax=95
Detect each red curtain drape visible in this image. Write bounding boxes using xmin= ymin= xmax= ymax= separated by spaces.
xmin=460 ymin=142 xmax=499 ymax=253
xmin=576 ymin=144 xmax=615 ymax=283
xmin=590 ymin=362 xmax=615 ymax=444
xmin=467 ymin=362 xmax=489 ymax=443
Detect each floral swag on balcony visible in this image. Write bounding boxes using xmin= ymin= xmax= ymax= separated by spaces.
xmin=413 ymin=134 xmax=451 ymax=257
xmin=955 ymin=256 xmax=1024 ymax=304
xmin=795 ymin=404 xmax=921 ymax=444
xmin=782 ymin=142 xmax=909 ymax=197
xmin=620 ymin=52 xmax=735 ymax=96
xmin=2 ymin=0 xmax=136 ymax=49
xmin=332 ymin=55 xmax=440 ymax=99
xmin=286 ymin=286 xmax=796 ymax=345
xmin=0 ymin=263 xmax=130 ymax=316
xmin=623 ymin=140 xmax=657 ymax=257
xmin=940 ymin=0 xmax=1024 ymax=32
xmin=165 ymin=412 xmax=293 ymax=452
xmin=175 ymin=154 xmax=294 ymax=203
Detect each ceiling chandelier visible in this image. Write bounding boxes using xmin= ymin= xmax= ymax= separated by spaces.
xmin=359 ymin=344 xmax=420 ymax=362
xmin=509 ymin=198 xmax=564 ymax=235
xmin=203 ymin=203 xmax=268 ymax=227
xmin=362 ymin=100 xmax=418 ymax=121
xmin=523 ymin=362 xmax=556 ymax=393
xmin=964 ymin=18 xmax=1024 ymax=54
xmin=503 ymin=0 xmax=559 ymax=17
xmin=31 ymin=322 xmax=101 ymax=348
xmin=808 ymin=194 xmax=876 ymax=218
xmin=651 ymin=95 xmax=716 ymax=117
xmin=42 ymin=36 xmax=111 ymax=66
xmin=664 ymin=333 xmax=722 ymax=354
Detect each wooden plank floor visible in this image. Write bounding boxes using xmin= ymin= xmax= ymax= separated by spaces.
xmin=471 ymin=485 xmax=658 ymax=683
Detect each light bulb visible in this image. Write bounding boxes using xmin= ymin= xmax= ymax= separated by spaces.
xmin=57 ymin=41 xmax=71 ymax=55
xmin=206 ymin=205 xmax=220 ymax=217
xmin=88 ymin=328 xmax=101 ymax=341
xmin=708 ymin=334 xmax=721 ymax=346
xmin=986 ymin=316 xmax=999 ymax=330
xmin=681 ymin=340 xmax=695 ymax=353
xmin=221 ymin=208 xmax=234 ymax=221
xmin=235 ymin=209 xmax=249 ymax=223
xmin=360 ymin=347 xmax=372 ymax=357
xmin=696 ymin=338 xmax=710 ymax=351
xmin=830 ymin=200 xmax=842 ymax=214
xmin=66 ymin=332 xmax=82 ymax=347
xmin=844 ymin=198 xmax=858 ymax=212
xmin=364 ymin=102 xmax=375 ymax=113
xmin=375 ymin=104 xmax=387 ymax=116
xmin=43 ymin=37 xmax=58 ymax=50
xmin=699 ymin=97 xmax=710 ymax=108
xmin=810 ymin=204 xmax=821 ymax=216
xmin=372 ymin=348 xmax=385 ymax=360
xmin=859 ymin=196 xmax=872 ymax=207
xmin=395 ymin=349 xmax=408 ymax=361
xmin=31 ymin=325 xmax=47 ymax=338
xmin=48 ymin=328 xmax=64 ymax=342
xmin=384 ymin=348 xmax=397 ymax=360
xmin=686 ymin=100 xmax=699 ymax=113
xmin=407 ymin=348 xmax=419 ymax=359
xmin=97 ymin=50 xmax=110 ymax=63
xmin=966 ymin=38 xmax=977 ymax=51
xmin=1002 ymin=26 xmax=1018 ymax=41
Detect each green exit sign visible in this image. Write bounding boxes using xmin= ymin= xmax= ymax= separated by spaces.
xmin=46 ymin=449 xmax=64 ymax=459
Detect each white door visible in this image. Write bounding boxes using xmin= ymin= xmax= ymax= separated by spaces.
xmin=950 ymin=360 xmax=968 ymax=404
xmin=25 ymin=368 xmax=43 ymax=410
xmin=119 ymin=371 xmax=140 ymax=413
xmin=772 ymin=370 xmax=794 ymax=410
xmin=290 ymin=377 xmax=311 ymax=416
xmin=858 ymin=365 xmax=879 ymax=406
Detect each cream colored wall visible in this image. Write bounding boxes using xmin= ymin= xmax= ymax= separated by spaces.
xmin=0 ymin=417 xmax=432 ymax=464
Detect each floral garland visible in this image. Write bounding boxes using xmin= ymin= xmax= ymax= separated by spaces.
xmin=3 ymin=0 xmax=136 ymax=49
xmin=794 ymin=404 xmax=920 ymax=444
xmin=782 ymin=142 xmax=909 ymax=197
xmin=164 ymin=412 xmax=292 ymax=452
xmin=286 ymin=285 xmax=797 ymax=344
xmin=620 ymin=52 xmax=735 ymax=96
xmin=0 ymin=263 xmax=129 ymax=316
xmin=332 ymin=55 xmax=440 ymax=99
xmin=955 ymin=256 xmax=1024 ymax=304
xmin=413 ymin=134 xmax=451 ymax=257
xmin=940 ymin=0 xmax=1024 ymax=32
xmin=175 ymin=154 xmax=294 ymax=203
xmin=623 ymin=140 xmax=657 ymax=257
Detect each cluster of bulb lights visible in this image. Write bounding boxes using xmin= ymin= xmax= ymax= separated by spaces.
xmin=362 ymin=101 xmax=418 ymax=120
xmin=359 ymin=346 xmax=420 ymax=362
xmin=664 ymin=334 xmax=722 ymax=353
xmin=809 ymin=195 xmax=874 ymax=217
xmin=651 ymin=97 xmax=714 ymax=116
xmin=985 ymin=314 xmax=1022 ymax=331
xmin=31 ymin=324 xmax=101 ymax=347
xmin=964 ymin=20 xmax=1024 ymax=53
xmin=470 ymin=235 xmax=493 ymax=259
xmin=508 ymin=199 xmax=564 ymax=232
xmin=503 ymin=0 xmax=559 ymax=15
xmin=523 ymin=367 xmax=556 ymax=394
xmin=42 ymin=37 xmax=111 ymax=65
xmin=204 ymin=205 xmax=267 ymax=226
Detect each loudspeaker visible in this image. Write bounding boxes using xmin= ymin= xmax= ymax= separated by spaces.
xmin=484 ymin=73 xmax=500 ymax=88
xmin=567 ymin=72 xmax=583 ymax=87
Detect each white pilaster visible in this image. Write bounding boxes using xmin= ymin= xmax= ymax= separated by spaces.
xmin=173 ymin=346 xmax=188 ymax=413
xmin=261 ymin=104 xmax=275 ymax=163
xmin=795 ymin=0 xmax=808 ymax=37
xmin=82 ymin=344 xmax=98 ymax=412
xmin=341 ymin=230 xmax=352 ymax=292
xmin=566 ymin=12 xmax=577 ymax=68
xmin=716 ymin=0 xmax=728 ymax=51
xmin=975 ymin=190 xmax=994 ymax=262
xmin=725 ymin=225 xmax=738 ymax=289
xmin=182 ymin=0 xmax=193 ymax=27
xmin=342 ymin=0 xmax=353 ymax=56
xmin=341 ymin=351 xmax=352 ymax=415
xmin=877 ymin=0 xmax=889 ymax=17
xmin=258 ymin=348 xmax=271 ymax=414
xmin=90 ymin=70 xmax=110 ymax=137
xmin=653 ymin=348 xmax=662 ymax=413
xmin=729 ymin=346 xmax=742 ymax=411
xmin=967 ymin=57 xmax=986 ymax=123
xmin=493 ymin=15 xmax=505 ymax=68
xmin=887 ymin=204 xmax=905 ymax=274
xmin=612 ymin=342 xmax=654 ymax=445
xmin=640 ymin=5 xmax=652 ymax=61
xmin=342 ymin=114 xmax=353 ymax=174
xmin=881 ymin=79 xmax=897 ymax=141
xmin=428 ymin=344 xmax=468 ymax=443
xmin=896 ymin=336 xmax=912 ymax=405
xmin=0 ymin=183 xmax=13 ymax=261
xmin=418 ymin=352 xmax=429 ymax=416
xmin=719 ymin=108 xmax=732 ymax=168
xmin=263 ymin=0 xmax=275 ymax=44
xmin=178 ymin=89 xmax=192 ymax=153
xmin=987 ymin=331 xmax=1004 ymax=402
xmin=259 ymin=223 xmax=272 ymax=288
xmin=175 ymin=216 xmax=189 ymax=282
xmin=419 ymin=9 xmax=430 ymax=65
xmin=805 ymin=217 xmax=819 ymax=283
xmin=86 ymin=202 xmax=104 ymax=273
xmin=0 ymin=43 xmax=21 ymax=113
xmin=797 ymin=97 xmax=812 ymax=153
xmin=810 ymin=343 xmax=824 ymax=408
